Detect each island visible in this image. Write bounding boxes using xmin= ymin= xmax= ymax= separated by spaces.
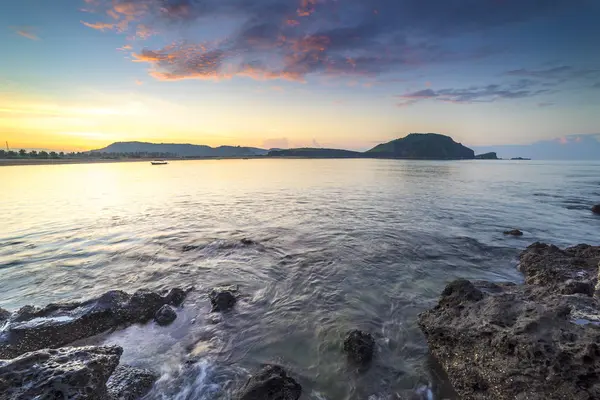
xmin=511 ymin=157 xmax=532 ymax=160
xmin=474 ymin=152 xmax=499 ymax=160
xmin=267 ymin=133 xmax=476 ymax=160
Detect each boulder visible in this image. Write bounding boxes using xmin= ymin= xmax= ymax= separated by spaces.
xmin=154 ymin=305 xmax=177 ymax=326
xmin=209 ymin=287 xmax=237 ymax=312
xmin=0 ymin=308 xmax=10 ymax=324
xmin=240 ymin=238 xmax=256 ymax=245
xmin=593 ymin=204 xmax=600 ymax=215
xmin=107 ymin=365 xmax=159 ymax=400
xmin=236 ymin=365 xmax=302 ymax=400
xmin=0 ymin=287 xmax=191 ymax=359
xmin=503 ymin=229 xmax=523 ymax=236
xmin=0 ymin=345 xmax=122 ymax=400
xmin=343 ymin=329 xmax=375 ymax=365
xmin=418 ymin=243 xmax=600 ymax=400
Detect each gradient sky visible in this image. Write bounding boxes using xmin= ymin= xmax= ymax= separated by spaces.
xmin=2 ymin=0 xmax=600 ymax=151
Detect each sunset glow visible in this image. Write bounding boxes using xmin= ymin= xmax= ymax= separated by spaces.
xmin=2 ymin=0 xmax=600 ymax=151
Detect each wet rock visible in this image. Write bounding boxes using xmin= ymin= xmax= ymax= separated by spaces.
xmin=0 ymin=345 xmax=122 ymax=400
xmin=164 ymin=287 xmax=190 ymax=307
xmin=503 ymin=229 xmax=523 ymax=236
xmin=154 ymin=305 xmax=177 ymax=326
xmin=240 ymin=238 xmax=256 ymax=245
xmin=419 ymin=243 xmax=600 ymax=400
xmin=592 ymin=204 xmax=600 ymax=215
xmin=209 ymin=287 xmax=237 ymax=312
xmin=107 ymin=365 xmax=159 ymax=400
xmin=0 ymin=287 xmax=191 ymax=359
xmin=343 ymin=329 xmax=375 ymax=365
xmin=236 ymin=365 xmax=302 ymax=400
xmin=519 ymin=242 xmax=600 ymax=288
xmin=0 ymin=308 xmax=10 ymax=324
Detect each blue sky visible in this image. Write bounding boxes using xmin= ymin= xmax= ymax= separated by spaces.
xmin=1 ymin=0 xmax=600 ymax=150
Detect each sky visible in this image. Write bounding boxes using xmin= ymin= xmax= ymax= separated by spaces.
xmin=1 ymin=0 xmax=600 ymax=151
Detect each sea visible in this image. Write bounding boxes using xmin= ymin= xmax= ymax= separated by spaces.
xmin=1 ymin=159 xmax=600 ymax=399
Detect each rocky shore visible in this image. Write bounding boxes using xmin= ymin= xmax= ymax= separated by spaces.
xmin=419 ymin=242 xmax=600 ymax=399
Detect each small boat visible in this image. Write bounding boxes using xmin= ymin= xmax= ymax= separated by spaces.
xmin=151 ymin=160 xmax=168 ymax=165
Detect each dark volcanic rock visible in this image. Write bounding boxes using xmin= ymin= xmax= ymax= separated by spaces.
xmin=419 ymin=243 xmax=600 ymax=400
xmin=503 ymin=229 xmax=523 ymax=236
xmin=0 ymin=345 xmax=122 ymax=400
xmin=343 ymin=329 xmax=375 ymax=365
xmin=154 ymin=305 xmax=177 ymax=326
xmin=209 ymin=287 xmax=237 ymax=312
xmin=107 ymin=365 xmax=159 ymax=400
xmin=0 ymin=287 xmax=191 ymax=359
xmin=236 ymin=365 xmax=302 ymax=400
xmin=593 ymin=204 xmax=600 ymax=215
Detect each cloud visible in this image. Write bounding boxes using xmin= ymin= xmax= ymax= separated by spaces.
xmin=505 ymin=66 xmax=600 ymax=85
xmin=538 ymin=102 xmax=554 ymax=107
xmin=397 ymin=81 xmax=549 ymax=106
xmin=135 ymin=79 xmax=144 ymax=85
xmin=81 ymin=0 xmax=590 ymax=83
xmin=11 ymin=27 xmax=39 ymax=40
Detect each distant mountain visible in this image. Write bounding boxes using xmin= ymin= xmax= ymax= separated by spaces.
xmin=268 ymin=148 xmax=362 ymax=158
xmin=366 ymin=133 xmax=475 ymax=159
xmin=94 ymin=142 xmax=268 ymax=157
xmin=472 ymin=134 xmax=600 ymax=160
xmin=475 ymin=152 xmax=499 ymax=160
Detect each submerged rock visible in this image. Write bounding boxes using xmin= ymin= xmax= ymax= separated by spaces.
xmin=503 ymin=229 xmax=523 ymax=236
xmin=107 ymin=365 xmax=159 ymax=400
xmin=240 ymin=238 xmax=256 ymax=245
xmin=0 ymin=345 xmax=122 ymax=400
xmin=154 ymin=304 xmax=177 ymax=326
xmin=0 ymin=287 xmax=191 ymax=359
xmin=209 ymin=287 xmax=237 ymax=312
xmin=419 ymin=242 xmax=600 ymax=400
xmin=236 ymin=365 xmax=302 ymax=400
xmin=343 ymin=329 xmax=375 ymax=365
xmin=593 ymin=204 xmax=600 ymax=215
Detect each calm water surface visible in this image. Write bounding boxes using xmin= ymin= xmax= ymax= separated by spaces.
xmin=1 ymin=159 xmax=600 ymax=399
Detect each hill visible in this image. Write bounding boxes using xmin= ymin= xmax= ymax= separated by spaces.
xmin=366 ymin=133 xmax=475 ymax=159
xmin=268 ymin=148 xmax=362 ymax=158
xmin=94 ymin=142 xmax=268 ymax=157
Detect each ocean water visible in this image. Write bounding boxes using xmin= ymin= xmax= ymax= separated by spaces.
xmin=1 ymin=159 xmax=599 ymax=399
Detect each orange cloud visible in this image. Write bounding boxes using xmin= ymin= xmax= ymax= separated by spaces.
xmin=135 ymin=79 xmax=144 ymax=85
xmin=81 ymin=21 xmax=117 ymax=31
xmin=286 ymin=19 xmax=300 ymax=26
xmin=12 ymin=27 xmax=39 ymax=40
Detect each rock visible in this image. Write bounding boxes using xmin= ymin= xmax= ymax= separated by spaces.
xmin=343 ymin=329 xmax=375 ymax=365
xmin=163 ymin=287 xmax=190 ymax=307
xmin=0 ymin=287 xmax=191 ymax=359
xmin=240 ymin=238 xmax=256 ymax=245
xmin=154 ymin=305 xmax=177 ymax=326
xmin=107 ymin=365 xmax=159 ymax=400
xmin=419 ymin=243 xmax=600 ymax=400
xmin=0 ymin=308 xmax=10 ymax=324
xmin=519 ymin=242 xmax=600 ymax=288
xmin=236 ymin=365 xmax=302 ymax=400
xmin=0 ymin=345 xmax=122 ymax=400
xmin=503 ymin=229 xmax=523 ymax=236
xmin=593 ymin=204 xmax=600 ymax=215
xmin=209 ymin=287 xmax=237 ymax=312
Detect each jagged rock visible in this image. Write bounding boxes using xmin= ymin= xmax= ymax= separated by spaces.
xmin=154 ymin=305 xmax=177 ymax=326
xmin=107 ymin=365 xmax=159 ymax=400
xmin=0 ymin=345 xmax=122 ymax=400
xmin=0 ymin=287 xmax=191 ymax=359
xmin=209 ymin=287 xmax=237 ymax=312
xmin=0 ymin=308 xmax=10 ymax=324
xmin=343 ymin=329 xmax=375 ymax=365
xmin=503 ymin=229 xmax=523 ymax=236
xmin=519 ymin=242 xmax=600 ymax=288
xmin=236 ymin=365 xmax=302 ymax=400
xmin=592 ymin=204 xmax=600 ymax=215
xmin=419 ymin=243 xmax=600 ymax=400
